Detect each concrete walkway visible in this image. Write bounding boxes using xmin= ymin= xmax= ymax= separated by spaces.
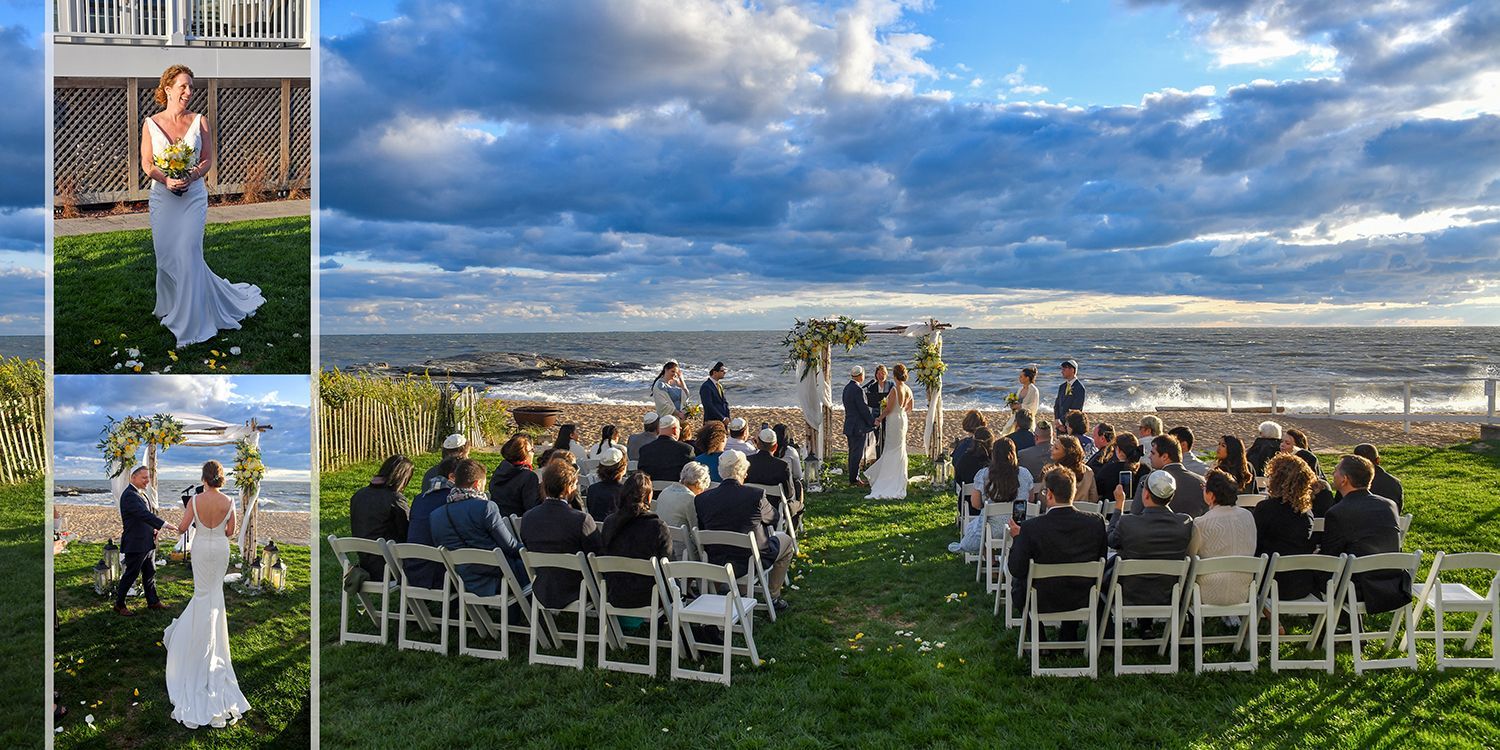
xmin=54 ymin=199 xmax=310 ymax=237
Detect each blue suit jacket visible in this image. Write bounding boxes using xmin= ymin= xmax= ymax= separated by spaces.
xmin=1054 ymin=379 xmax=1086 ymax=421
xmin=699 ymin=377 xmax=731 ymax=423
xmin=429 ymin=497 xmax=523 ymax=598
xmin=404 ymin=486 xmax=452 ymax=589
xmin=119 ymin=484 xmax=166 ymax=555
xmin=842 ymin=380 xmax=875 ymax=436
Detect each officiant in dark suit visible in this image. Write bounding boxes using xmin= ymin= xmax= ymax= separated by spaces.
xmin=1053 ymin=359 xmax=1086 ymax=427
xmin=843 ymin=366 xmax=876 ymax=486
xmin=864 ymin=364 xmax=894 ymax=457
xmin=115 ymin=466 xmax=169 ymax=616
xmin=700 ymin=361 xmax=731 ymax=424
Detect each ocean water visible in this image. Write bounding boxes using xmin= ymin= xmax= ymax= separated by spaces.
xmin=0 ymin=335 xmax=44 ymax=361
xmin=322 ymin=328 xmax=1500 ymax=414
xmin=54 ymin=479 xmax=311 ymax=512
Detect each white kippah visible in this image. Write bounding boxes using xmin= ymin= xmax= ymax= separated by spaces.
xmin=729 ymin=417 xmax=747 ymax=431
xmin=658 ymin=414 xmax=679 ymax=430
xmin=643 ymin=411 xmax=659 ymax=423
xmin=1147 ymin=470 xmax=1177 ymax=499
xmin=442 ymin=433 xmax=467 ymax=450
xmin=600 ymin=447 xmax=624 ymax=467
xmin=759 ymin=428 xmax=777 ymax=443
xmin=850 ymin=365 xmax=864 ymax=377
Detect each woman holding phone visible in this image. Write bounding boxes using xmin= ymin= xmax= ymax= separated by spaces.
xmin=1099 ymin=432 xmax=1150 ymax=510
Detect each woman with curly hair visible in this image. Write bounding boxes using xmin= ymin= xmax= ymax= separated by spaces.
xmin=1254 ymin=452 xmax=1320 ymax=600
xmin=1044 ymin=435 xmax=1097 ymax=502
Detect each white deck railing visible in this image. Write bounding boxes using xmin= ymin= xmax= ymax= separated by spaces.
xmin=1184 ymin=377 xmax=1497 ymax=433
xmin=55 ymin=0 xmax=310 ymax=47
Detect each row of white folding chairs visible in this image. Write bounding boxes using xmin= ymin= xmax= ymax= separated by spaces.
xmin=1010 ymin=550 xmax=1500 ymax=677
xmin=327 ymin=535 xmax=769 ymax=683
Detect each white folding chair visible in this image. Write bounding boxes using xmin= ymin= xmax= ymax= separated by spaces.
xmin=387 ymin=542 xmax=452 ymax=654
xmin=439 ymin=547 xmax=539 ymax=660
xmin=1409 ymin=551 xmax=1500 ymax=670
xmin=956 ymin=482 xmax=977 ymax=534
xmin=747 ymin=482 xmax=798 ymax=543
xmin=1102 ymin=557 xmax=1193 ymax=675
xmin=659 ymin=559 xmax=761 ymax=684
xmin=1330 ymin=551 xmax=1422 ymax=673
xmin=1018 ymin=559 xmax=1106 ymax=677
xmin=1236 ymin=494 xmax=1266 ymax=508
xmin=1180 ymin=554 xmax=1266 ymax=673
xmin=653 ymin=481 xmax=685 ymax=496
xmin=577 ymin=457 xmax=601 ymax=477
xmin=1311 ymin=517 xmax=1325 ymax=533
xmin=1397 ymin=514 xmax=1413 ymax=548
xmin=627 ymin=459 xmax=639 ymax=472
xmin=588 ymin=553 xmax=663 ymax=676
xmin=980 ymin=502 xmax=1013 ymax=593
xmin=327 ymin=535 xmax=395 ymax=645
xmin=694 ymin=529 xmax=778 ymax=622
xmin=507 ymin=514 xmax=523 ymax=538
xmin=1073 ymin=501 xmax=1103 ymax=516
xmin=1025 ymin=501 xmax=1042 ymax=518
xmin=519 ymin=550 xmax=595 ymax=670
xmin=1254 ymin=476 xmax=1268 ymax=492
xmin=1260 ymin=553 xmax=1346 ymax=673
xmin=667 ymin=523 xmax=704 ymax=562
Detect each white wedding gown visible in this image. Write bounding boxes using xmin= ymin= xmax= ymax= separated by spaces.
xmin=147 ymin=115 xmax=265 ymax=348
xmin=865 ymin=387 xmax=911 ymax=500
xmin=1001 ymin=382 xmax=1041 ymax=433
xmin=163 ymin=496 xmax=250 ymax=728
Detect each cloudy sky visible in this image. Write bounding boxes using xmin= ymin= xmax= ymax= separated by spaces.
xmin=0 ymin=1 xmax=43 ymax=338
xmin=319 ymin=0 xmax=1500 ymax=332
xmin=53 ymin=375 xmax=312 ymax=482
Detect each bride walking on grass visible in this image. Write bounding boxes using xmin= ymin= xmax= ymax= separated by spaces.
xmin=864 ymin=363 xmax=914 ymax=500
xmin=141 ymin=64 xmax=264 ymax=349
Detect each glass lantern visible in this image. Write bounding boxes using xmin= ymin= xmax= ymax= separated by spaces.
xmin=268 ymin=559 xmax=288 ymax=593
xmin=804 ymin=454 xmax=822 ymax=493
xmin=93 ymin=559 xmax=113 ymax=596
xmin=248 ymin=554 xmax=264 ymax=589
xmin=103 ymin=538 xmax=121 ymax=580
xmin=264 ymin=540 xmax=280 ymax=570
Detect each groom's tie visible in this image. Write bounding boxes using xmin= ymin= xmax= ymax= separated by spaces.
xmin=1065 ymin=381 xmax=1073 ymax=397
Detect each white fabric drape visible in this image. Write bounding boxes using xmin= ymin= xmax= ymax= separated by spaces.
xmin=923 ymin=329 xmax=943 ymax=454
xmin=108 ymin=449 xmax=140 ymax=504
xmin=795 ymin=360 xmax=831 ymax=458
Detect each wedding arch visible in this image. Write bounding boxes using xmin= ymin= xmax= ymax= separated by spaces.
xmin=784 ymin=317 xmax=951 ymax=466
xmin=100 ymin=412 xmax=274 ymax=556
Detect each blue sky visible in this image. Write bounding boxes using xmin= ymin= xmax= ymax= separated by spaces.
xmin=54 ymin=375 xmax=313 ymax=481
xmin=319 ymin=0 xmax=1500 ymax=332
xmin=0 ymin=0 xmax=42 ymax=338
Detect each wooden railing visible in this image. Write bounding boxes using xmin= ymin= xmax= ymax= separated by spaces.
xmin=55 ymin=0 xmax=311 ymax=47
xmin=1172 ymin=378 xmax=1497 ymax=433
xmin=0 ymin=395 xmax=48 ymax=485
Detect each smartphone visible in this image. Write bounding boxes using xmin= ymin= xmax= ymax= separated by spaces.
xmin=1118 ymin=470 xmax=1134 ymax=498
xmin=1012 ymin=498 xmax=1027 ymax=522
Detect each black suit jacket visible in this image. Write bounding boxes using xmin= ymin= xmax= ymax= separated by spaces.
xmin=1107 ymin=507 xmax=1194 ymax=605
xmin=1321 ymin=489 xmax=1409 ymax=613
xmin=842 ymin=380 xmax=875 ymax=437
xmin=638 ymin=436 xmax=695 ymax=483
xmin=1007 ymin=505 xmax=1107 ymax=614
xmin=745 ymin=451 xmax=793 ymax=506
xmin=1370 ymin=467 xmax=1403 ymax=511
xmin=699 ymin=377 xmax=731 ymax=423
xmin=119 ymin=484 xmax=166 ymax=556
xmin=694 ymin=480 xmax=777 ymax=577
xmin=1053 ymin=379 xmax=1085 ymax=422
xmin=519 ymin=499 xmax=602 ymax=609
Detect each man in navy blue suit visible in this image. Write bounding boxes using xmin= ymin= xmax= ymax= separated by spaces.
xmin=114 ymin=466 xmax=169 ymax=616
xmin=1053 ymin=359 xmax=1086 ymax=428
xmin=699 ymin=361 xmax=731 ymax=424
xmin=842 ymin=365 xmax=876 ymax=486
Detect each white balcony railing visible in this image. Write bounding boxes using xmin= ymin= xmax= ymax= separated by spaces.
xmin=55 ymin=0 xmax=310 ymax=47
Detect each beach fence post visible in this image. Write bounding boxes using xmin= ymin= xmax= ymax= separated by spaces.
xmin=1403 ymin=382 xmax=1412 ymax=434
xmin=1328 ymin=385 xmax=1337 ymax=416
xmin=1488 ymin=379 xmax=1496 ymax=419
xmin=1270 ymin=385 xmax=1278 ymax=415
xmin=1224 ymin=384 xmax=1233 ymax=414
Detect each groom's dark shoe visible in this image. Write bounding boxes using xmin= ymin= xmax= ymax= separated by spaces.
xmin=147 ymin=601 xmax=170 ymax=611
xmin=112 ymin=604 xmax=135 ymax=617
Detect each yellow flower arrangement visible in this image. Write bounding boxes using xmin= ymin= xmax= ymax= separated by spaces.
xmin=782 ymin=316 xmax=868 ymax=380
xmin=913 ymin=333 xmax=946 ymax=391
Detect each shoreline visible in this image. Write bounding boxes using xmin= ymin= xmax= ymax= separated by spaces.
xmin=55 ymin=504 xmax=310 ymax=545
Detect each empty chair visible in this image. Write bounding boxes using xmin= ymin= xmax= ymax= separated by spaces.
xmin=1102 ymin=557 xmax=1193 ymax=675
xmin=519 ymin=550 xmax=596 ymax=670
xmin=666 ymin=523 xmax=703 ymax=562
xmin=387 ymin=542 xmax=452 ymax=654
xmin=749 ymin=483 xmax=797 ymax=542
xmin=1331 ymin=551 xmax=1422 ymax=673
xmin=1409 ymin=551 xmax=1500 ymax=670
xmin=327 ymin=535 xmax=396 ymax=645
xmin=1018 ymin=559 xmax=1107 ymax=677
xmin=440 ymin=546 xmax=543 ymax=660
xmin=1397 ymin=514 xmax=1414 ymax=548
xmin=1260 ymin=553 xmax=1347 ymax=673
xmin=659 ymin=559 xmax=761 ymax=684
xmin=693 ymin=529 xmax=777 ymax=622
xmin=1181 ymin=554 xmax=1267 ymax=674
xmin=980 ymin=503 xmax=1015 ymax=614
xmin=588 ymin=553 xmax=664 ymax=675
xmin=1236 ymin=494 xmax=1266 ymax=508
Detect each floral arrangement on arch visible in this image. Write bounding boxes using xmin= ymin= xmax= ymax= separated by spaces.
xmin=913 ymin=333 xmax=946 ymax=391
xmin=96 ymin=413 xmax=185 ymax=477
xmin=232 ymin=438 xmax=266 ymax=494
xmin=782 ymin=317 xmax=868 ymax=379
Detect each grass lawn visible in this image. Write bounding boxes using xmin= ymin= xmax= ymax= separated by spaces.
xmin=53 ymin=217 xmax=310 ymax=375
xmin=318 ymin=444 xmax=1500 ymax=748
xmin=54 ymin=540 xmax=312 ymax=748
xmin=0 ymin=480 xmax=45 ymax=749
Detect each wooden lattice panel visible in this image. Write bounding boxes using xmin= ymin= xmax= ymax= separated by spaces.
xmin=54 ymin=86 xmax=130 ymax=198
xmin=288 ymin=83 xmax=311 ymax=186
xmin=136 ymin=80 xmax=209 ymax=191
xmin=216 ymin=84 xmax=282 ymax=186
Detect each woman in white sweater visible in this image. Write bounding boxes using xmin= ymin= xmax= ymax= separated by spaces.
xmin=1187 ymin=468 xmax=1258 ymax=605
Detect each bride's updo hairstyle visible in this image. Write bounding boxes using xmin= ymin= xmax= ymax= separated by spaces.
xmin=1020 ymin=366 xmax=1037 ymax=383
xmin=201 ymin=460 xmax=227 ymax=488
xmin=893 ymin=363 xmax=908 ymax=382
xmin=154 ymin=64 xmax=195 ymax=108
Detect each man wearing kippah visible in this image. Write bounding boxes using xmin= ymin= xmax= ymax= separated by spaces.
xmin=726 ymin=417 xmax=757 ymax=455
xmin=1107 ymin=469 xmax=1196 ymax=635
xmin=700 ymin=361 xmax=731 ymax=424
xmin=421 ymin=433 xmax=469 ymax=494
xmin=626 ymin=411 xmax=660 ymax=462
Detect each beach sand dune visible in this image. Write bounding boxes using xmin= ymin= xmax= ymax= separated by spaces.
xmin=56 ymin=504 xmax=310 ymax=545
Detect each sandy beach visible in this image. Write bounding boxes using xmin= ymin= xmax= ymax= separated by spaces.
xmin=505 ymin=400 xmax=1481 ymax=454
xmin=55 ymin=503 xmax=310 ymax=545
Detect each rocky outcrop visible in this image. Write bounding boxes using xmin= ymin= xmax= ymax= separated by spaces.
xmin=360 ymin=351 xmax=641 ymax=384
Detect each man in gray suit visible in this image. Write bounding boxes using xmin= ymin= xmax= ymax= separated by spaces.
xmin=1108 ymin=470 xmax=1196 ymax=610
xmin=1016 ymin=421 xmax=1054 ymax=482
xmin=1122 ymin=434 xmax=1207 ymax=517
xmin=1167 ymin=426 xmax=1211 ymax=476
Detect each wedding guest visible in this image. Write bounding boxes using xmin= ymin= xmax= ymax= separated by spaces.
xmin=695 ymin=450 xmax=794 ymax=612
xmin=1352 ymin=443 xmax=1404 ymax=510
xmin=842 ymin=366 xmax=875 ymax=486
xmin=1322 ymin=455 xmax=1409 ymax=613
xmin=955 ymin=426 xmax=995 ymax=487
xmin=693 ymin=421 xmax=729 ymax=483
xmin=585 ymin=424 xmax=624 ymax=462
xmin=1188 ymin=469 xmax=1257 ymax=605
xmin=678 ymin=420 xmax=697 ymax=449
xmin=489 ymin=435 xmax=542 ymax=517
xmin=639 ymin=414 xmax=695 ymax=483
xmin=1253 ymin=453 xmax=1319 ymax=600
xmin=747 ymin=428 xmax=798 ymax=523
xmin=725 ymin=417 xmax=757 ymax=455
xmin=951 ymin=437 xmax=1032 ymax=554
xmin=1213 ymin=435 xmax=1255 ymax=493
xmin=1016 ymin=420 xmax=1053 ymax=481
xmin=553 ymin=423 xmax=589 ymax=463
xmin=656 ymin=462 xmax=710 ymax=551
xmin=699 ymin=361 xmax=731 ymax=423
xmin=1004 ymin=408 xmax=1036 ymax=451
xmin=866 ymin=365 xmax=895 ymax=456
xmin=1280 ymin=428 xmax=1322 ymax=477
xmin=651 ymin=360 xmax=690 ymax=420
xmin=1168 ymin=426 xmax=1210 ymax=475
xmin=584 ymin=447 xmax=628 ymax=522
xmin=404 ymin=456 xmax=458 ymax=589
xmin=520 ymin=460 xmax=602 ymax=609
xmin=1064 ymin=410 xmax=1096 ymax=458
xmin=429 ymin=459 xmax=525 ymax=594
xmin=1001 ymin=365 xmax=1041 ymax=434
xmin=1107 ymin=470 xmax=1195 ymax=619
xmin=1052 ymin=359 xmax=1085 ymax=428
xmin=951 ymin=410 xmax=987 ymax=463
xmin=542 ymin=450 xmax=586 ymax=509
xmin=626 ymin=412 xmax=660 ymax=462
xmin=1046 ymin=435 xmax=1098 ymax=502
xmin=1137 ymin=415 xmax=1164 ymax=461
xmin=601 ymin=473 xmax=671 ymax=609
xmin=1126 ymin=434 xmax=1207 ymax=517
xmin=1246 ymin=421 xmax=1283 ymax=476
xmin=350 ymin=455 xmax=413 ymax=580
xmin=421 ymin=434 xmax=468 ymax=494
xmin=1097 ymin=432 xmax=1150 ymax=503
xmin=772 ymin=423 xmax=806 ymax=512
xmin=1006 ymin=468 xmax=1106 ymax=637
xmin=1086 ymin=422 xmax=1116 ymax=477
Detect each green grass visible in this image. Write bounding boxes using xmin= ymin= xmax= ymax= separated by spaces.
xmin=0 ymin=480 xmax=44 ymax=749
xmin=53 ymin=217 xmax=311 ymax=375
xmin=54 ymin=540 xmax=312 ymax=748
xmin=318 ymin=445 xmax=1500 ymax=748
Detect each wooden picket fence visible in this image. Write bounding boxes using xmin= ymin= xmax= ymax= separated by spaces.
xmin=0 ymin=395 xmax=48 ymax=484
xmin=319 ymin=386 xmax=490 ymax=472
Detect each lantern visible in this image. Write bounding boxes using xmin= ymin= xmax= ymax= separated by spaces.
xmin=804 ymin=454 xmax=823 ymax=493
xmin=263 ymin=540 xmax=280 ymax=570
xmin=93 ymin=559 xmax=113 ymax=596
xmin=103 ymin=538 xmax=121 ymax=580
xmin=248 ymin=554 xmax=264 ymax=589
xmin=933 ymin=452 xmax=953 ymax=490
xmin=268 ymin=559 xmax=288 ymax=593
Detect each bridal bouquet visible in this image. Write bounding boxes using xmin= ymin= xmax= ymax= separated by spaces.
xmin=1005 ymin=392 xmax=1019 ymax=406
xmin=154 ymin=141 xmax=196 ymax=196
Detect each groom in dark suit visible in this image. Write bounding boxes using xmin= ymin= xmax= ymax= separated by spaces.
xmin=114 ymin=466 xmax=169 ymax=616
xmin=1053 ymin=359 xmax=1086 ymax=428
xmin=842 ymin=366 xmax=876 ymax=486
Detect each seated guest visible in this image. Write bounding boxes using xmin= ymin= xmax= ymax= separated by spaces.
xmin=1253 ymin=453 xmax=1320 ymax=600
xmin=1123 ymin=435 xmax=1207 ymax=517
xmin=554 ymin=423 xmax=589 ymax=462
xmin=489 ymin=434 xmax=542 ymax=518
xmin=1352 ymin=443 xmax=1404 ymax=511
xmin=1004 ymin=408 xmax=1036 ymax=451
xmin=1212 ymin=435 xmax=1255 ymax=493
xmin=955 ymin=426 xmax=995 ymax=487
xmin=405 ymin=456 xmax=459 ymax=589
xmin=951 ymin=410 xmax=987 ymax=462
xmin=693 ymin=421 xmax=728 ymax=482
xmin=1006 ymin=468 xmax=1107 ymax=638
xmin=1188 ymin=469 xmax=1258 ymax=605
xmin=694 ymin=450 xmax=794 ymax=612
xmin=421 ymin=434 xmax=468 ymax=494
xmin=747 ymin=428 xmax=798 ymax=523
xmin=584 ymin=447 xmax=628 ymax=522
xmin=656 ymin=462 xmax=711 ymax=556
xmin=1108 ymin=470 xmax=1196 ymax=611
xmin=1322 ymin=455 xmax=1409 ymax=613
xmin=601 ymin=473 xmax=671 ymax=609
xmin=1280 ymin=428 xmax=1323 ymax=478
xmin=1137 ymin=415 xmax=1164 ymax=462
xmin=1096 ymin=432 xmax=1149 ymax=503
xmin=542 ymin=450 xmax=586 ymax=509
xmin=1168 ymin=426 xmax=1210 ymax=475
xmin=1045 ymin=435 xmax=1098 ymax=502
xmin=350 ymin=454 xmax=413 ymax=580
xmin=1086 ymin=422 xmax=1116 ymax=475
xmin=520 ymin=461 xmax=602 ymax=609
xmin=430 ymin=459 xmax=526 ymax=593
xmin=626 ymin=411 xmax=660 ymax=462
xmin=951 ymin=437 xmax=1032 ymax=553
xmin=772 ymin=423 xmax=807 ymax=514
xmin=1246 ymin=421 xmax=1283 ymax=477
xmin=1064 ymin=410 xmax=1096 ymax=459
xmin=725 ymin=417 xmax=757 ymax=455
xmin=638 ymin=415 xmax=695 ymax=483
xmin=586 ymin=424 xmax=625 ymax=462
xmin=1016 ymin=420 xmax=1053 ymax=481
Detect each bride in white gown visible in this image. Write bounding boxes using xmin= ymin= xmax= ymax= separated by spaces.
xmin=865 ymin=363 xmax=915 ymax=500
xmin=1001 ymin=366 xmax=1041 ymax=434
xmin=141 ymin=65 xmax=264 ymax=348
xmin=163 ymin=460 xmax=251 ymax=729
